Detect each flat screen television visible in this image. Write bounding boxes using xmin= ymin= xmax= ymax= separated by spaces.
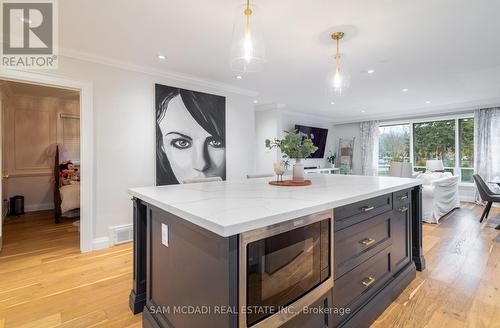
xmin=294 ymin=124 xmax=328 ymax=158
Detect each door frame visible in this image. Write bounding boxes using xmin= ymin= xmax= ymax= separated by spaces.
xmin=0 ymin=69 xmax=94 ymax=252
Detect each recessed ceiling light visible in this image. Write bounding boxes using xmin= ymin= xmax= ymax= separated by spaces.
xmin=330 ymin=101 xmax=335 ymax=105
xmin=253 ymin=100 xmax=258 ymax=104
xmin=402 ymin=88 xmax=409 ymax=92
xmin=157 ymin=54 xmax=166 ymax=60
xmin=425 ymin=100 xmax=431 ymax=104
xmin=361 ymin=110 xmax=366 ymax=113
xmin=236 ymin=75 xmax=243 ymax=80
xmin=367 ymin=69 xmax=375 ymax=74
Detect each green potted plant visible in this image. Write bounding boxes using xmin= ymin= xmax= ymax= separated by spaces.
xmin=326 ymin=151 xmax=336 ymax=168
xmin=265 ymin=130 xmax=318 ymax=182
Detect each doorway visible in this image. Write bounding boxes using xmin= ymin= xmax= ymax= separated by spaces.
xmin=0 ymin=71 xmax=93 ymax=253
xmin=0 ymin=80 xmax=81 ymax=252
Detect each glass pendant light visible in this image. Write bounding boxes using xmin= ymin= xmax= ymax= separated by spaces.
xmin=327 ymin=32 xmax=350 ymax=97
xmin=230 ymin=0 xmax=266 ymax=73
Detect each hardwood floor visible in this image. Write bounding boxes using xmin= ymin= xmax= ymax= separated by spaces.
xmin=0 ymin=206 xmax=498 ymax=328
xmin=0 ymin=211 xmax=141 ymax=328
xmin=372 ymin=203 xmax=500 ymax=328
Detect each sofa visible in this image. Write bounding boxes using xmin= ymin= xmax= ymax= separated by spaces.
xmin=417 ymin=171 xmax=460 ymax=223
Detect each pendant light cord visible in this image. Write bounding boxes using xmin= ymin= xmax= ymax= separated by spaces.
xmin=335 ymin=38 xmax=340 ymax=74
xmin=245 ymin=0 xmax=251 ymax=34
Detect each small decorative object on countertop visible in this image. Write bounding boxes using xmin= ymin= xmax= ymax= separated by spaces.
xmin=265 ymin=130 xmax=318 ymax=183
xmin=269 ymin=179 xmax=312 ymax=187
xmin=273 ymin=162 xmax=285 ymax=182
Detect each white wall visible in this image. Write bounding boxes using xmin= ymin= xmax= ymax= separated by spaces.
xmin=21 ymin=56 xmax=256 ymax=246
xmin=330 ymin=123 xmax=362 ymax=174
xmin=255 ymin=109 xmax=279 ymax=173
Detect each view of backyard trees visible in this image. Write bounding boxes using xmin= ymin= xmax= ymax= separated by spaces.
xmin=413 ymin=120 xmax=456 ymax=168
xmin=378 ymin=118 xmax=474 ymax=182
xmin=379 ymin=125 xmax=410 ymax=167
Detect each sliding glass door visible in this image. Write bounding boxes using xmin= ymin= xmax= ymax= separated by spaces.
xmin=458 ymin=118 xmax=474 ymax=182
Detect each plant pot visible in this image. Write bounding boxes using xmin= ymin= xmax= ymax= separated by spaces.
xmin=292 ymin=159 xmax=305 ymax=182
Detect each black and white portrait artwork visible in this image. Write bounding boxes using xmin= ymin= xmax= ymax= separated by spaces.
xmin=155 ymin=84 xmax=226 ymax=185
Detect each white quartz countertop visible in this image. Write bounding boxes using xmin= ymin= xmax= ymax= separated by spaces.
xmin=128 ymin=174 xmax=422 ymax=237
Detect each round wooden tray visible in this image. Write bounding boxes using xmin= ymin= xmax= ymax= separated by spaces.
xmin=269 ymin=179 xmax=312 ymax=187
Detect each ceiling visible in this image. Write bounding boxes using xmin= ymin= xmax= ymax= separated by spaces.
xmin=59 ymin=0 xmax=500 ymax=122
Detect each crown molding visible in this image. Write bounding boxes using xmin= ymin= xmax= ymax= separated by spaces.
xmin=59 ymin=47 xmax=259 ymax=98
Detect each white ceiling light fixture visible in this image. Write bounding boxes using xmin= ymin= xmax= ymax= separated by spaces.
xmin=367 ymin=69 xmax=375 ymax=74
xmin=330 ymin=101 xmax=335 ymax=105
xmin=230 ymin=0 xmax=266 ymax=73
xmin=361 ymin=110 xmax=366 ymax=113
xmin=253 ymin=99 xmax=258 ymax=104
xmin=236 ymin=75 xmax=243 ymax=80
xmin=327 ymin=32 xmax=350 ymax=97
xmin=402 ymin=88 xmax=409 ymax=92
xmin=425 ymin=100 xmax=431 ymax=104
xmin=157 ymin=54 xmax=166 ymax=60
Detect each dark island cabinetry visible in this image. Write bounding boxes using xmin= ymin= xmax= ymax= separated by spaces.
xmin=130 ymin=185 xmax=424 ymax=328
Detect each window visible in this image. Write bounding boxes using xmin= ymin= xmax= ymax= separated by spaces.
xmin=378 ymin=116 xmax=475 ymax=183
xmin=378 ymin=124 xmax=410 ymax=175
xmin=59 ymin=114 xmax=80 ymax=162
xmin=459 ymin=118 xmax=474 ymax=182
xmin=413 ymin=120 xmax=455 ymax=173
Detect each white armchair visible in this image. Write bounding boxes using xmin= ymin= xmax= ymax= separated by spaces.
xmin=418 ymin=160 xmax=460 ymax=223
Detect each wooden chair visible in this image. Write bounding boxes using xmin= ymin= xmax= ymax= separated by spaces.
xmin=473 ymin=174 xmax=500 ymax=224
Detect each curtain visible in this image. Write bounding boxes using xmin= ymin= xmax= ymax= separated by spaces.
xmin=359 ymin=121 xmax=380 ymax=176
xmin=474 ymin=107 xmax=500 ymax=202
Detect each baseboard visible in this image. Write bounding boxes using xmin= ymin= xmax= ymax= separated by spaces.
xmin=25 ymin=203 xmax=54 ymax=212
xmin=92 ymin=237 xmax=110 ymax=250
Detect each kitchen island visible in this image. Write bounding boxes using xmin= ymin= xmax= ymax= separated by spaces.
xmin=128 ymin=174 xmax=425 ymax=328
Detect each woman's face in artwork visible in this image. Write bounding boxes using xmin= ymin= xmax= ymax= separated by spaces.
xmin=159 ymin=95 xmax=225 ymax=183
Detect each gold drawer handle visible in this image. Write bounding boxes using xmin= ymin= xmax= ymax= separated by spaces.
xmin=360 ymin=206 xmax=375 ymax=212
xmin=361 ymin=276 xmax=376 ymax=288
xmin=399 ymin=195 xmax=408 ymax=200
xmin=360 ymin=238 xmax=375 ymax=246
xmin=398 ymin=206 xmax=408 ymax=213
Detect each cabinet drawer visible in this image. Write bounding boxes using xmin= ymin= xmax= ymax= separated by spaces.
xmin=334 ymin=194 xmax=392 ymax=231
xmin=333 ymin=248 xmax=393 ymax=315
xmin=334 ymin=213 xmax=392 ymax=279
xmin=393 ymin=189 xmax=411 ymax=207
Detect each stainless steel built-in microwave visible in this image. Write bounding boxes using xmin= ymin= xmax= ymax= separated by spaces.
xmin=239 ymin=210 xmax=333 ymax=327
